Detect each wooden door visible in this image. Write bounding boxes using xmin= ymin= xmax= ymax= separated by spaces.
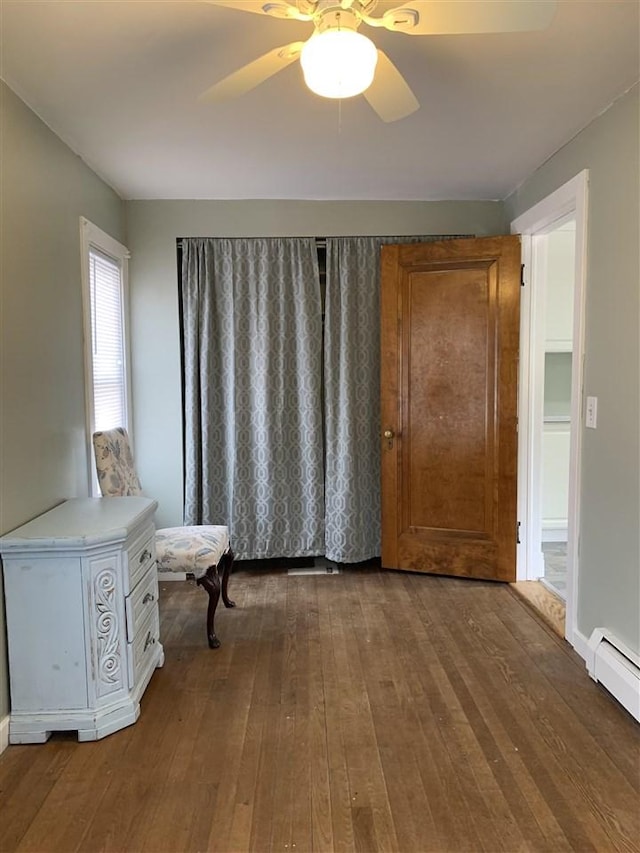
xmin=380 ymin=236 xmax=521 ymax=582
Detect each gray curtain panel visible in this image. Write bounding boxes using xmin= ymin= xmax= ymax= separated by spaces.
xmin=323 ymin=237 xmax=384 ymax=563
xmin=181 ymin=237 xmax=324 ymax=560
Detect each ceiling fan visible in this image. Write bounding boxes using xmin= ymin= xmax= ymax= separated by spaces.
xmin=200 ymin=0 xmax=557 ymax=122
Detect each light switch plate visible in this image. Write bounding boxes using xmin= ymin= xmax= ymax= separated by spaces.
xmin=586 ymin=395 xmax=598 ymax=428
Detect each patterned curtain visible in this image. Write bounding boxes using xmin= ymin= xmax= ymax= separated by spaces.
xmin=323 ymin=237 xmax=383 ymax=563
xmin=181 ymin=237 xmax=324 ymax=560
xmin=324 ymin=236 xmax=460 ymax=563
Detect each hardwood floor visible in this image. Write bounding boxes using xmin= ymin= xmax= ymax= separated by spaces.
xmin=0 ymin=567 xmax=638 ymax=853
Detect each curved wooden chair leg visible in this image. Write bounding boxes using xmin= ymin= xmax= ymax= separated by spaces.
xmin=197 ymin=567 xmax=221 ymax=649
xmin=220 ymin=548 xmax=236 ymax=609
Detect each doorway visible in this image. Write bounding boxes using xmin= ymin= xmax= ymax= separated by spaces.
xmin=512 ymin=171 xmax=589 ymax=647
xmin=540 ymin=218 xmax=575 ymax=598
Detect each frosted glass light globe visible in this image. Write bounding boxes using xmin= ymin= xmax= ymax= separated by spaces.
xmin=301 ymin=30 xmax=378 ymax=99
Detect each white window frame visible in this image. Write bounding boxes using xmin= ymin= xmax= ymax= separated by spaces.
xmin=80 ymin=217 xmax=132 ymax=496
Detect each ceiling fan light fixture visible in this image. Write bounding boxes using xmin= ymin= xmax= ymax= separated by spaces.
xmin=300 ymin=29 xmax=378 ymax=99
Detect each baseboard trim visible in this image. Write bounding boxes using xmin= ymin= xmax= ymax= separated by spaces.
xmin=157 ymin=571 xmax=187 ymax=582
xmin=0 ymin=714 xmax=10 ymax=755
xmin=571 ymin=628 xmax=590 ymax=662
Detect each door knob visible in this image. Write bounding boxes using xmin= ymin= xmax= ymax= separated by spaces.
xmin=383 ymin=429 xmax=395 ymax=449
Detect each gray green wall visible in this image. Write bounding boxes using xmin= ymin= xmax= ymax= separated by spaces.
xmin=505 ymin=83 xmax=640 ymax=654
xmin=125 ymin=199 xmax=506 ymax=528
xmin=0 ymin=82 xmax=126 ymax=721
xmin=1 ymin=77 xmax=638 ymax=734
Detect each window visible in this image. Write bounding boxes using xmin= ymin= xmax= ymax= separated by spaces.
xmin=80 ymin=218 xmax=131 ymax=495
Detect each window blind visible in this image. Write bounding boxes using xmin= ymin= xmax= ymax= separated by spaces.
xmin=89 ymin=247 xmax=126 ymax=431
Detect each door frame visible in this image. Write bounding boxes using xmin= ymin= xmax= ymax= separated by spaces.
xmin=511 ymin=170 xmax=589 ymax=648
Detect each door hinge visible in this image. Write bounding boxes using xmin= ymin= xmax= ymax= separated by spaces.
xmin=521 ymin=264 xmax=525 ymax=287
xmin=517 ymin=521 xmax=522 ymax=544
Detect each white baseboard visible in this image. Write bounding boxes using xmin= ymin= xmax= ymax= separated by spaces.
xmin=0 ymin=714 xmax=10 ymax=755
xmin=157 ymin=571 xmax=187 ymax=582
xmin=571 ymin=628 xmax=590 ymax=662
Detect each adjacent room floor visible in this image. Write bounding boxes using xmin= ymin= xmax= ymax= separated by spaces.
xmin=542 ymin=541 xmax=568 ymax=598
xmin=0 ymin=566 xmax=638 ymax=852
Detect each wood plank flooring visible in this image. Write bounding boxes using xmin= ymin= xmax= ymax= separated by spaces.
xmin=0 ymin=567 xmax=638 ymax=853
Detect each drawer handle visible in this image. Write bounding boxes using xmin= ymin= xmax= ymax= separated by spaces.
xmin=142 ymin=592 xmax=155 ymax=604
xmin=139 ymin=548 xmax=152 ymax=564
xmin=143 ymin=631 xmax=156 ymax=652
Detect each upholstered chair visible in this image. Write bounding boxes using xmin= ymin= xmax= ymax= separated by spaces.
xmin=93 ymin=427 xmax=235 ymax=648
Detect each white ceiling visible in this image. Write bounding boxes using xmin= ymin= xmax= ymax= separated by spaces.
xmin=1 ymin=0 xmax=638 ymax=201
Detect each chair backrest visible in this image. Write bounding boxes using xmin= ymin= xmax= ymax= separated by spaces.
xmin=93 ymin=428 xmax=144 ymax=497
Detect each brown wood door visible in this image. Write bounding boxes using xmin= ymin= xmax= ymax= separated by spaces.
xmin=380 ymin=236 xmax=521 ymax=582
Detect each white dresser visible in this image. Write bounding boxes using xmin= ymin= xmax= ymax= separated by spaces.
xmin=0 ymin=496 xmax=164 ymax=744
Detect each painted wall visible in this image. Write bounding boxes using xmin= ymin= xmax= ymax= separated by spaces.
xmin=505 ymin=84 xmax=640 ymax=654
xmin=3 ymin=72 xmax=636 ymax=735
xmin=0 ymin=83 xmax=126 ymax=722
xmin=125 ymin=199 xmax=506 ymax=528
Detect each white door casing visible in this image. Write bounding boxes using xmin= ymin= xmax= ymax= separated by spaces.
xmin=511 ymin=170 xmax=589 ymax=651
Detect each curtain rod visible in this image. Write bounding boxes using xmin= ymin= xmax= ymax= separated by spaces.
xmin=177 ymin=237 xmax=329 ymax=248
xmin=176 ymin=236 xmax=463 ymax=248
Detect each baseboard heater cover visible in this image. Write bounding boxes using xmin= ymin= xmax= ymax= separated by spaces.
xmin=287 ymin=566 xmax=340 ymax=576
xmin=586 ymin=629 xmax=640 ymax=722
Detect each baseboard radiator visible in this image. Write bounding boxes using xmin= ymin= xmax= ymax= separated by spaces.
xmin=586 ymin=629 xmax=640 ymax=722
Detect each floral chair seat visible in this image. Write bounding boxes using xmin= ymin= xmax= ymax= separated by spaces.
xmin=93 ymin=427 xmax=235 ymax=648
xmin=155 ymin=525 xmax=229 ymax=580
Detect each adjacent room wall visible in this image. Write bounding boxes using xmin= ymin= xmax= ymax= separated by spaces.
xmin=0 ymin=83 xmax=126 ymax=726
xmin=125 ymin=199 xmax=507 ymax=528
xmin=505 ymin=83 xmax=640 ymax=655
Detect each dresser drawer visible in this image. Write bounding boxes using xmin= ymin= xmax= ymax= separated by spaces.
xmin=125 ymin=563 xmax=158 ymax=643
xmin=124 ymin=524 xmax=156 ymax=593
xmin=127 ymin=606 xmax=160 ymax=690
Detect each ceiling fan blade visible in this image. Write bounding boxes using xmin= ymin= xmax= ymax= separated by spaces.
xmin=381 ymin=0 xmax=557 ymax=35
xmin=364 ymin=50 xmax=419 ymax=123
xmin=199 ymin=42 xmax=304 ymax=102
xmin=203 ymin=0 xmax=312 ymax=21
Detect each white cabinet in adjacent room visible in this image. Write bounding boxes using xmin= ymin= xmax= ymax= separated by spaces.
xmin=542 ymin=419 xmax=571 ymax=540
xmin=544 ymin=224 xmax=575 ymax=352
xmin=0 ymin=496 xmax=164 ymax=744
